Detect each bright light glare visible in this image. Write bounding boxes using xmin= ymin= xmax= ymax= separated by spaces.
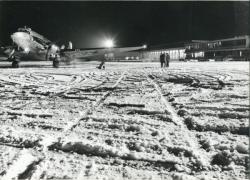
xmin=143 ymin=44 xmax=147 ymax=49
xmin=104 ymin=39 xmax=114 ymax=48
xmin=24 ymin=47 xmax=30 ymax=53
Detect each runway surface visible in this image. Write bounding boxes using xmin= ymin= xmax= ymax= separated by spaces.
xmin=0 ymin=61 xmax=249 ymax=179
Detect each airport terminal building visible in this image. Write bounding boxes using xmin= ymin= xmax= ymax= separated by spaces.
xmin=142 ymin=42 xmax=186 ymax=62
xmin=114 ymin=35 xmax=250 ymax=62
xmin=185 ymin=35 xmax=250 ymax=61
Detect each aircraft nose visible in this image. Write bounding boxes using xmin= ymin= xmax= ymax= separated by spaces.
xmin=11 ymin=32 xmax=31 ymax=49
xmin=11 ymin=32 xmax=24 ymax=42
xmin=11 ymin=32 xmax=31 ymax=42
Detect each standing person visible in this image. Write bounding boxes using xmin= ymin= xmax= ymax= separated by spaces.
xmin=165 ymin=53 xmax=170 ymax=68
xmin=160 ymin=53 xmax=165 ymax=68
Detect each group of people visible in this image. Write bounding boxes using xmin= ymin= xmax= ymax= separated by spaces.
xmin=160 ymin=52 xmax=170 ymax=68
xmin=96 ymin=52 xmax=170 ymax=70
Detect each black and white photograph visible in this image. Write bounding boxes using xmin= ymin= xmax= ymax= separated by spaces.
xmin=0 ymin=0 xmax=249 ymax=179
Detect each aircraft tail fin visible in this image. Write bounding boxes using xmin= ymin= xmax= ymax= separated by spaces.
xmin=67 ymin=41 xmax=73 ymax=50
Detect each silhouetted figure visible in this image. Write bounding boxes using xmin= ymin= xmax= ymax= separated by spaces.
xmin=160 ymin=53 xmax=165 ymax=68
xmin=97 ymin=59 xmax=105 ymax=69
xmin=165 ymin=53 xmax=170 ymax=68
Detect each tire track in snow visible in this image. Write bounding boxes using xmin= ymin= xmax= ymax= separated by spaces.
xmin=0 ymin=71 xmax=120 ymax=179
xmin=147 ymin=74 xmax=184 ymax=127
xmin=63 ymin=71 xmax=126 ymax=132
xmin=146 ymin=72 xmax=210 ymax=168
xmin=1 ymin=149 xmax=41 ymax=180
xmin=28 ymin=71 xmax=127 ymax=179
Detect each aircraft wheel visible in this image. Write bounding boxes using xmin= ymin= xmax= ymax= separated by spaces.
xmin=53 ymin=60 xmax=59 ymax=68
xmin=12 ymin=61 xmax=19 ymax=68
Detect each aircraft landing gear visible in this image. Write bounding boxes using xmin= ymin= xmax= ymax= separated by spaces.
xmin=53 ymin=59 xmax=59 ymax=68
xmin=8 ymin=55 xmax=19 ymax=68
xmin=12 ymin=60 xmax=19 ymax=68
xmin=51 ymin=54 xmax=60 ymax=68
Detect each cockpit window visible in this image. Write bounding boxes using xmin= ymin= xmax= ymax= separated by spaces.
xmin=17 ymin=28 xmax=31 ymax=34
xmin=17 ymin=27 xmax=51 ymax=44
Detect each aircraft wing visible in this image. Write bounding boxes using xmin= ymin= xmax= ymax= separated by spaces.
xmin=62 ymin=45 xmax=146 ymax=60
xmin=0 ymin=46 xmax=15 ymax=59
xmin=0 ymin=46 xmax=28 ymax=60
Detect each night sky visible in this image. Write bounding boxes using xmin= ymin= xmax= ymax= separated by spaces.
xmin=0 ymin=1 xmax=249 ymax=48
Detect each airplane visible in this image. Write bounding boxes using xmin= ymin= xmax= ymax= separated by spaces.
xmin=0 ymin=26 xmax=147 ymax=68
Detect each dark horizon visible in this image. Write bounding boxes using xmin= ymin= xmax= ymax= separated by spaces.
xmin=0 ymin=1 xmax=249 ymax=48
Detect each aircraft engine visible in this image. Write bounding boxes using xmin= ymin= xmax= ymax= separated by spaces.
xmin=46 ymin=44 xmax=59 ymax=61
xmin=51 ymin=44 xmax=59 ymax=53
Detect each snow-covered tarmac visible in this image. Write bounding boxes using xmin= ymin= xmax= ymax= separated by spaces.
xmin=0 ymin=61 xmax=249 ymax=179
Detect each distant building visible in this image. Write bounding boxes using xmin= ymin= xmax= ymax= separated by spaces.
xmin=110 ymin=35 xmax=250 ymax=62
xmin=185 ymin=35 xmax=250 ymax=61
xmin=142 ymin=42 xmax=186 ymax=62
xmin=109 ymin=50 xmax=143 ymax=62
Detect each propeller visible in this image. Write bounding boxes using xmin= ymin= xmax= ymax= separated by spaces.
xmin=8 ymin=49 xmax=15 ymax=58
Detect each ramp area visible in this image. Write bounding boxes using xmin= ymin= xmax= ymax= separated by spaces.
xmin=0 ymin=61 xmax=248 ymax=179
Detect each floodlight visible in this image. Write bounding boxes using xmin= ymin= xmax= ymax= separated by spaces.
xmin=104 ymin=39 xmax=114 ymax=48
